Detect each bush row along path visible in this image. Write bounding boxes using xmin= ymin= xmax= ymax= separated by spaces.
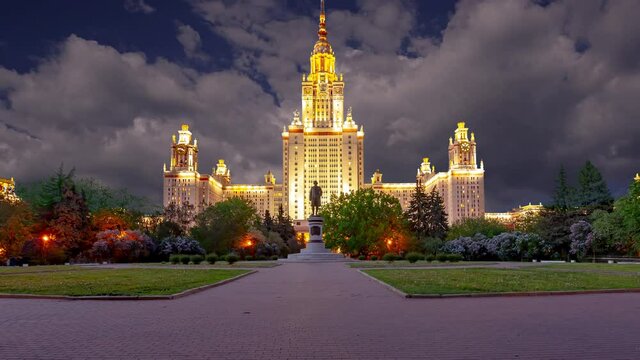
xmin=1 ymin=262 xmax=639 ymax=359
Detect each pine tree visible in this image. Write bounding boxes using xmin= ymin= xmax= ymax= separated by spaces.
xmin=553 ymin=166 xmax=571 ymax=210
xmin=576 ymin=161 xmax=613 ymax=208
xmin=263 ymin=210 xmax=274 ymax=233
xmin=425 ymin=188 xmax=449 ymax=240
xmin=405 ymin=182 xmax=429 ymax=237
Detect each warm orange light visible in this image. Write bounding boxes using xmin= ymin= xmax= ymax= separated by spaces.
xmin=386 ymin=240 xmax=393 ymax=245
xmin=245 ymin=240 xmax=253 ymax=247
xmin=0 ymin=247 xmax=5 ymax=256
xmin=42 ymin=235 xmax=50 ymax=243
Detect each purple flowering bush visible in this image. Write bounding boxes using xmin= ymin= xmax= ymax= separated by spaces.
xmin=158 ymin=236 xmax=205 ymax=256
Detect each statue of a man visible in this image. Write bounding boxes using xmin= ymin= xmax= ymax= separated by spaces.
xmin=309 ymin=180 xmax=322 ymax=216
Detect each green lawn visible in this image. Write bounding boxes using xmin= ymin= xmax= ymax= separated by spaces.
xmin=364 ymin=267 xmax=640 ymax=296
xmin=0 ymin=265 xmax=85 ymax=274
xmin=349 ymin=261 xmax=494 ymax=269
xmin=542 ymin=263 xmax=640 ymax=273
xmin=0 ymin=268 xmax=248 ymax=296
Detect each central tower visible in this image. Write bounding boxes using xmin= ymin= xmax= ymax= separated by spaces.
xmin=282 ymin=0 xmax=365 ymax=220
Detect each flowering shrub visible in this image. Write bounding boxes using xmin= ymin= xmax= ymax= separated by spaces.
xmin=158 ymin=236 xmax=205 ymax=256
xmin=443 ymin=232 xmax=550 ymax=261
xmin=570 ymin=221 xmax=593 ymax=259
xmin=91 ymin=230 xmax=155 ymax=262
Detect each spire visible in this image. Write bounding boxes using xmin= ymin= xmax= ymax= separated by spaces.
xmin=313 ymin=0 xmax=332 ymax=55
xmin=319 ymin=0 xmax=326 ymax=40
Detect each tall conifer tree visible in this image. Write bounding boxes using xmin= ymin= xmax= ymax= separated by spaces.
xmin=553 ymin=165 xmax=571 ymax=210
xmin=576 ymin=161 xmax=613 ymax=208
xmin=405 ymin=182 xmax=429 ymax=237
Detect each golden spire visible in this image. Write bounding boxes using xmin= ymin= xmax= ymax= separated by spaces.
xmin=313 ymin=0 xmax=332 ymax=55
xmin=635 ymin=173 xmax=640 ymax=182
xmin=319 ymin=0 xmax=326 ymax=40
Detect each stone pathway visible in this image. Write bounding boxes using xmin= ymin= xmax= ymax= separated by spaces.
xmin=1 ymin=262 xmax=639 ymax=359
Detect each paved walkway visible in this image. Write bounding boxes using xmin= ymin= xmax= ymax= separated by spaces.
xmin=1 ymin=263 xmax=640 ymax=359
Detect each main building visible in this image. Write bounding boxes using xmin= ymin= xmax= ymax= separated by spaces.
xmin=163 ymin=1 xmax=485 ymax=225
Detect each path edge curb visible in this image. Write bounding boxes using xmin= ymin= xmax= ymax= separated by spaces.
xmin=0 ymin=270 xmax=257 ymax=301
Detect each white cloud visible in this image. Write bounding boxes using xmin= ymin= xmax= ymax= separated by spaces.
xmin=176 ymin=24 xmax=210 ymax=61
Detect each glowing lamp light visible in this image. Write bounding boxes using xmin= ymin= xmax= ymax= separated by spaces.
xmin=0 ymin=247 xmax=5 ymax=256
xmin=245 ymin=240 xmax=253 ymax=247
xmin=386 ymin=240 xmax=393 ymax=246
xmin=42 ymin=235 xmax=50 ymax=243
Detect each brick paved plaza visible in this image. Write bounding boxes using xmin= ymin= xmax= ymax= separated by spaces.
xmin=1 ymin=263 xmax=639 ymax=359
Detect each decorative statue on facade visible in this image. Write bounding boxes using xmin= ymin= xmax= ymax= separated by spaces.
xmin=309 ymin=180 xmax=322 ymax=216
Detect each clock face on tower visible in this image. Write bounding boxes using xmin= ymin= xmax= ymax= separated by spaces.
xmin=461 ymin=142 xmax=471 ymax=152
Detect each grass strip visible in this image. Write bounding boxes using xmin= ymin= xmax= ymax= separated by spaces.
xmin=0 ymin=268 xmax=248 ymax=296
xmin=363 ymin=268 xmax=640 ymax=295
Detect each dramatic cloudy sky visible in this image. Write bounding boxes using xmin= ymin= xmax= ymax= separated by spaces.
xmin=1 ymin=0 xmax=639 ymax=211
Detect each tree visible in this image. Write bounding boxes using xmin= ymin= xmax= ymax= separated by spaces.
xmin=263 ymin=210 xmax=275 ymax=233
xmin=616 ymin=177 xmax=640 ymax=251
xmin=18 ymin=165 xmax=152 ymax=214
xmin=531 ymin=207 xmax=586 ymax=260
xmin=0 ymin=201 xmax=35 ymax=259
xmin=274 ymin=205 xmax=298 ymax=253
xmin=47 ymin=184 xmax=92 ymax=259
xmin=575 ymin=161 xmax=613 ymax=208
xmin=164 ymin=202 xmax=196 ymax=232
xmin=190 ymin=198 xmax=260 ymax=254
xmin=446 ymin=218 xmax=508 ymax=241
xmin=425 ymin=188 xmax=449 ymax=239
xmin=405 ymin=182 xmax=429 ymax=237
xmin=552 ymin=166 xmax=572 ymax=210
xmin=321 ymin=188 xmax=409 ymax=256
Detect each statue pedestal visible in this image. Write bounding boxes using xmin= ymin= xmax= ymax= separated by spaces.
xmin=285 ymin=216 xmax=348 ymax=262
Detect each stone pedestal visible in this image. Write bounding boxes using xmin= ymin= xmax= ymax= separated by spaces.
xmin=285 ymin=216 xmax=348 ymax=262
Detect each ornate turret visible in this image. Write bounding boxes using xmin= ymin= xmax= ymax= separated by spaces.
xmin=169 ymin=124 xmax=198 ymax=172
xmin=371 ymin=169 xmax=383 ymax=185
xmin=265 ymin=170 xmax=276 ymax=185
xmin=448 ymin=122 xmax=478 ymax=170
xmin=214 ymin=159 xmax=231 ymax=185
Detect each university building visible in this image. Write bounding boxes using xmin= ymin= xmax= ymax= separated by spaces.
xmin=163 ymin=1 xmax=485 ymax=225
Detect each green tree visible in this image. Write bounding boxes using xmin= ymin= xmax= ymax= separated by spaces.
xmin=575 ymin=161 xmax=613 ymax=208
xmin=190 ymin=198 xmax=260 ymax=254
xmin=321 ymin=188 xmax=408 ymax=256
xmin=274 ymin=205 xmax=298 ymax=253
xmin=446 ymin=217 xmax=508 ymax=241
xmin=405 ymin=182 xmax=429 ymax=237
xmin=616 ymin=177 xmax=640 ymax=249
xmin=425 ymin=188 xmax=449 ymax=240
xmin=531 ymin=208 xmax=586 ymax=260
xmin=552 ymin=166 xmax=572 ymax=210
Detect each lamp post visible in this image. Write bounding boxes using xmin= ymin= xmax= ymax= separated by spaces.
xmin=41 ymin=235 xmax=51 ymax=265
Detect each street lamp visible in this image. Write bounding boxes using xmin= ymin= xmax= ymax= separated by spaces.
xmin=41 ymin=234 xmax=52 ymax=264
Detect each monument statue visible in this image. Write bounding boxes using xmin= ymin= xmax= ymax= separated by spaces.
xmin=309 ymin=180 xmax=322 ymax=216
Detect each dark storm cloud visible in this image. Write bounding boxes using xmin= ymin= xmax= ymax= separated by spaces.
xmin=0 ymin=0 xmax=639 ymax=211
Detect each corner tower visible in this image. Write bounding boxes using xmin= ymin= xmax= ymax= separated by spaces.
xmin=282 ymin=0 xmax=364 ymax=220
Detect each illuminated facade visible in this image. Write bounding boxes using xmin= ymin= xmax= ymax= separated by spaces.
xmin=162 ymin=1 xmax=485 ymax=226
xmin=485 ymin=202 xmax=544 ymax=229
xmin=0 ymin=177 xmax=19 ymax=203
xmin=367 ymin=122 xmax=485 ymax=224
xmin=163 ymin=125 xmax=283 ymax=217
xmin=282 ymin=1 xmax=364 ymax=220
